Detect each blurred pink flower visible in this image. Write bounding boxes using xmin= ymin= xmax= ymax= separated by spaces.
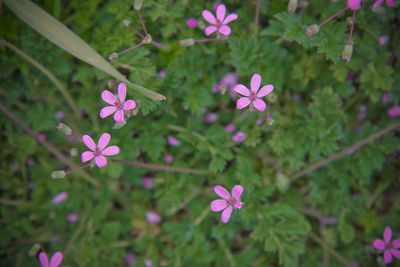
xmin=202 ymin=4 xmax=238 ymax=36
xmin=39 ymin=252 xmax=63 ymax=267
xmin=186 ymin=18 xmax=198 ymax=28
xmin=167 ymin=135 xmax=181 ymax=146
xmin=225 ymin=124 xmax=235 ymax=132
xmin=204 ymin=112 xmax=219 ymax=123
xmin=234 ymin=73 xmax=274 ymax=111
xmin=52 ymin=192 xmax=68 ymax=204
xmin=164 ymin=155 xmax=173 ymax=163
xmin=142 ymin=177 xmax=153 ymax=189
xmin=256 ymin=119 xmax=263 ymax=125
xmin=28 ymin=182 xmax=36 ymax=190
xmin=144 ymin=259 xmax=153 ymax=267
xmin=373 ymin=226 xmax=400 ymax=264
xmin=56 ymin=111 xmax=64 ymax=119
xmin=373 ymin=0 xmax=396 ymax=7
xmin=213 ymin=73 xmax=238 ymax=94
xmin=379 ymin=35 xmax=389 ymax=45
xmin=67 ymin=213 xmax=79 ymax=223
xmin=347 ymin=0 xmax=361 ymax=10
xmin=146 ymin=211 xmax=161 ymax=223
xmin=38 ymin=133 xmax=46 ymax=141
xmin=388 ymin=106 xmax=400 ymax=117
xmin=100 ymin=83 xmax=136 ymax=123
xmin=210 ymin=185 xmax=243 ymax=223
xmin=81 ymin=133 xmax=120 ymax=168
xmin=27 ymin=158 xmax=35 ymax=166
xmin=232 ymin=131 xmax=246 ymax=142
xmin=381 ymin=93 xmax=390 ymax=103
xmin=158 ymin=70 xmax=166 ymax=78
xmin=125 ymin=252 xmax=136 ymax=265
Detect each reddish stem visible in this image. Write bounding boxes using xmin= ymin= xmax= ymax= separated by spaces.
xmin=65 ymin=164 xmax=90 ymax=176
xmin=348 ymin=9 xmax=356 ymax=44
xmin=319 ymin=7 xmax=349 ymax=27
xmin=194 ymin=38 xmax=220 ymax=43
xmin=117 ymin=42 xmax=145 ymax=55
xmin=127 ymin=24 xmax=145 ymax=39
xmin=136 ymin=10 xmax=148 ymax=36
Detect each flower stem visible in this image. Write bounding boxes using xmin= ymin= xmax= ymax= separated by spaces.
xmin=194 ymin=38 xmax=220 ymax=43
xmin=254 ymin=0 xmax=261 ymax=39
xmin=126 ymin=24 xmax=145 ymax=39
xmin=319 ymin=7 xmax=349 ymax=27
xmin=151 ymin=40 xmax=171 ymax=50
xmin=117 ymin=42 xmax=145 ymax=55
xmin=310 ymin=232 xmax=351 ymax=265
xmin=65 ymin=164 xmax=90 ymax=176
xmin=348 ymin=9 xmax=356 ymax=44
xmin=136 ymin=10 xmax=148 ymax=36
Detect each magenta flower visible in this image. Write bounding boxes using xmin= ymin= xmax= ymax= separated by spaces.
xmin=39 ymin=252 xmax=63 ymax=267
xmin=234 ymin=74 xmax=274 ymax=111
xmin=167 ymin=135 xmax=182 ymax=146
xmin=164 ymin=155 xmax=173 ymax=163
xmin=142 ymin=177 xmax=153 ymax=189
xmin=347 ymin=0 xmax=361 ymax=10
xmin=256 ymin=119 xmax=263 ymax=125
xmin=67 ymin=213 xmax=79 ymax=223
xmin=232 ymin=131 xmax=246 ymax=142
xmin=100 ymin=83 xmax=136 ymax=123
xmin=373 ymin=0 xmax=396 ymax=7
xmin=388 ymin=106 xmax=400 ymax=117
xmin=373 ymin=226 xmax=400 ymax=264
xmin=125 ymin=252 xmax=136 ymax=265
xmin=81 ymin=133 xmax=120 ymax=168
xmin=146 ymin=211 xmax=161 ymax=223
xmin=202 ymin=4 xmax=238 ymax=36
xmin=211 ymin=185 xmax=243 ymax=223
xmin=52 ymin=192 xmax=68 ymax=204
xmin=379 ymin=35 xmax=389 ymax=45
xmin=381 ymin=93 xmax=390 ymax=103
xmin=225 ymin=124 xmax=235 ymax=132
xmin=186 ymin=18 xmax=198 ymax=28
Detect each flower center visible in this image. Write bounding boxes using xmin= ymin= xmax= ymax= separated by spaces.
xmin=226 ymin=198 xmax=234 ymax=206
xmin=94 ymin=147 xmax=102 ymax=156
xmin=250 ymin=91 xmax=257 ymax=101
xmin=114 ymin=101 xmax=123 ymax=109
xmin=216 ymin=19 xmax=222 ymax=28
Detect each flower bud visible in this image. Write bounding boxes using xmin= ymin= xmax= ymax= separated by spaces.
xmin=28 ymin=243 xmax=41 ymax=257
xmin=134 ymin=0 xmax=143 ymax=10
xmin=371 ymin=5 xmax=386 ymax=14
xmin=267 ymin=116 xmax=274 ymax=126
xmin=288 ymin=0 xmax=297 ymax=12
xmin=276 ymin=173 xmax=291 ymax=193
xmin=56 ymin=123 xmax=72 ymax=136
xmin=108 ymin=52 xmax=119 ymax=62
xmin=306 ymin=24 xmax=319 ymax=36
xmin=179 ymin=38 xmax=195 ymax=47
xmin=123 ymin=19 xmax=131 ymax=27
xmin=51 ymin=170 xmax=66 ymax=179
xmin=70 ymin=148 xmax=78 ymax=157
xmin=268 ymin=93 xmax=277 ymax=103
xmin=342 ymin=43 xmax=353 ymax=62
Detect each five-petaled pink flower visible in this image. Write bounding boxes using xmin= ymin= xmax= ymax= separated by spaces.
xmin=210 ymin=185 xmax=243 ymax=223
xmin=347 ymin=0 xmax=361 ymax=10
xmin=373 ymin=0 xmax=396 ymax=7
xmin=234 ymin=73 xmax=274 ymax=111
xmin=373 ymin=226 xmax=400 ymax=264
xmin=81 ymin=133 xmax=120 ymax=168
xmin=202 ymin=4 xmax=238 ymax=36
xmin=39 ymin=251 xmax=63 ymax=267
xmin=100 ymin=83 xmax=136 ymax=123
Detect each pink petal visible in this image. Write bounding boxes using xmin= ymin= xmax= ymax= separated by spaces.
xmin=123 ymin=100 xmax=136 ymax=110
xmin=234 ymin=201 xmax=243 ymax=209
xmin=114 ymin=109 xmax=125 ymax=123
xmin=387 ymin=0 xmax=396 ymax=7
xmin=202 ymin=10 xmax=216 ymax=24
xmin=218 ymin=25 xmax=231 ymax=36
xmin=214 ymin=185 xmax=231 ymax=199
xmin=392 ymin=249 xmax=400 ymax=259
xmin=81 ymin=151 xmax=94 ymax=162
xmin=216 ymin=4 xmax=226 ymax=21
xmin=186 ymin=18 xmax=198 ymax=28
xmin=205 ymin=26 xmax=218 ymax=36
xmin=373 ymin=0 xmax=384 ymax=5
xmin=49 ymin=252 xmax=63 ymax=267
xmin=232 ymin=131 xmax=246 ymax=142
xmin=231 ymin=185 xmax=243 ymax=200
xmin=384 ymin=250 xmax=393 ymax=264
xmin=253 ymin=99 xmax=267 ymax=111
xmin=39 ymin=252 xmax=49 ymax=267
xmin=257 ymin=85 xmax=274 ymax=97
xmin=384 ymin=226 xmax=392 ymax=243
xmin=236 ymin=97 xmax=251 ymax=110
xmin=388 ymin=106 xmax=400 ymax=117
xmin=251 ymin=74 xmax=262 ymax=93
xmin=221 ymin=205 xmax=233 ymax=223
xmin=52 ymin=192 xmax=68 ymax=204
xmin=347 ymin=0 xmax=361 ymax=10
xmin=82 ymin=135 xmax=96 ymax=151
xmin=102 ymin=146 xmax=120 ymax=156
xmin=392 ymin=239 xmax=400 ymax=249
xmin=98 ymin=133 xmax=111 ymax=150
xmin=95 ymin=156 xmax=107 ymax=168
xmin=374 ymin=239 xmax=385 ymax=250
xmin=167 ymin=135 xmax=181 ymax=146
xmin=118 ymin=83 xmax=126 ymax=103
xmin=211 ymin=199 xmax=228 ymax=212
xmin=225 ymin=124 xmax=235 ymax=132
xmin=234 ymin=84 xmax=250 ymax=96
xmin=146 ymin=211 xmax=161 ymax=223
xmin=101 ymin=90 xmax=117 ymax=105
xmin=100 ymin=106 xmax=117 ymax=118
xmin=223 ymin=13 xmax=238 ymax=24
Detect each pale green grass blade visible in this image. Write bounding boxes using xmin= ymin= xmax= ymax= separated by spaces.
xmin=3 ymin=0 xmax=166 ymax=101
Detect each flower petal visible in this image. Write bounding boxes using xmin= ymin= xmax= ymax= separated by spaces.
xmin=95 ymin=156 xmax=107 ymax=168
xmin=98 ymin=133 xmax=110 ymax=150
xmin=39 ymin=252 xmax=49 ymax=267
xmin=384 ymin=226 xmax=392 ymax=243
xmin=216 ymin=4 xmax=226 ymax=21
xmin=218 ymin=25 xmax=231 ymax=36
xmin=231 ymin=185 xmax=243 ymax=200
xmin=236 ymin=97 xmax=251 ymax=110
xmin=387 ymin=0 xmax=396 ymax=7
xmin=392 ymin=239 xmax=400 ymax=249
xmin=49 ymin=252 xmax=63 ymax=267
xmin=253 ymin=99 xmax=266 ymax=111
xmin=234 ymin=84 xmax=250 ymax=96
xmin=257 ymin=85 xmax=274 ymax=97
xmin=114 ymin=109 xmax=125 ymax=124
xmin=214 ymin=185 xmax=231 ymax=199
xmin=102 ymin=146 xmax=120 ymax=156
xmin=101 ymin=90 xmax=117 ymax=105
xmin=251 ymin=74 xmax=262 ymax=93
xmin=392 ymin=249 xmax=400 ymax=259
xmin=123 ymin=100 xmax=136 ymax=110
xmin=221 ymin=205 xmax=233 ymax=223
xmin=373 ymin=0 xmax=384 ymax=6
xmin=82 ymin=135 xmax=96 ymax=151
xmin=100 ymin=106 xmax=117 ymax=118
xmin=81 ymin=151 xmax=94 ymax=163
xmin=234 ymin=201 xmax=243 ymax=209
xmin=118 ymin=83 xmax=126 ymax=103
xmin=384 ymin=250 xmax=393 ymax=264
xmin=210 ymin=199 xmax=228 ymax=212
xmin=205 ymin=26 xmax=218 ymax=36
xmin=223 ymin=13 xmax=238 ymax=24
xmin=202 ymin=10 xmax=216 ymax=24
xmin=373 ymin=239 xmax=385 ymax=250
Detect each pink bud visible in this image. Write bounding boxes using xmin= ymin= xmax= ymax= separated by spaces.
xmin=164 ymin=155 xmax=173 ymax=163
xmin=186 ymin=18 xmax=198 ymax=28
xmin=232 ymin=131 xmax=247 ymax=143
xmin=146 ymin=211 xmax=161 ymax=223
xmin=142 ymin=177 xmax=153 ymax=189
xmin=52 ymin=192 xmax=68 ymax=204
xmin=67 ymin=213 xmax=79 ymax=223
xmin=225 ymin=124 xmax=235 ymax=132
xmin=388 ymin=106 xmax=400 ymax=117
xmin=167 ymin=136 xmax=181 ymax=146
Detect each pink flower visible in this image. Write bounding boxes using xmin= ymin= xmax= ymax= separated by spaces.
xmin=125 ymin=253 xmax=136 ymax=265
xmin=379 ymin=35 xmax=389 ymax=45
xmin=158 ymin=70 xmax=166 ymax=78
xmin=145 ymin=259 xmax=153 ymax=267
xmin=167 ymin=135 xmax=182 ymax=146
xmin=81 ymin=133 xmax=120 ymax=168
xmin=56 ymin=111 xmax=64 ymax=119
xmin=373 ymin=226 xmax=400 ymax=264
xmin=146 ymin=211 xmax=161 ymax=223
xmin=256 ymin=119 xmax=263 ymax=125
xmin=210 ymin=185 xmax=243 ymax=223
xmin=186 ymin=18 xmax=198 ymax=28
xmin=38 ymin=133 xmax=47 ymax=141
xmin=388 ymin=106 xmax=400 ymax=117
xmin=234 ymin=73 xmax=274 ymax=111
xmin=213 ymin=73 xmax=238 ymax=93
xmin=39 ymin=252 xmax=63 ymax=267
xmin=100 ymin=83 xmax=136 ymax=123
xmin=164 ymin=155 xmax=173 ymax=163
xmin=348 ymin=0 xmax=361 ymax=10
xmin=225 ymin=124 xmax=235 ymax=132
xmin=204 ymin=112 xmax=219 ymax=123
xmin=142 ymin=177 xmax=153 ymax=189
xmin=67 ymin=213 xmax=79 ymax=223
xmin=52 ymin=192 xmax=68 ymax=204
xmin=373 ymin=0 xmax=396 ymax=7
xmin=202 ymin=4 xmax=238 ymax=36
xmin=381 ymin=93 xmax=390 ymax=103
xmin=232 ymin=131 xmax=246 ymax=142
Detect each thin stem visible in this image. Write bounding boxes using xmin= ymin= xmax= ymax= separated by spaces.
xmin=64 ymin=212 xmax=88 ymax=256
xmin=151 ymin=40 xmax=171 ymax=50
xmin=348 ymin=9 xmax=356 ymax=44
xmin=310 ymin=232 xmax=351 ymax=265
xmin=117 ymin=42 xmax=144 ymax=55
xmin=226 ymin=87 xmax=242 ymax=98
xmin=109 ymin=159 xmax=209 ymax=175
xmin=319 ymin=7 xmax=349 ymax=27
xmin=65 ymin=164 xmax=90 ymax=176
xmin=126 ymin=24 xmax=145 ymax=39
xmin=0 ymin=199 xmax=28 ymax=206
xmin=260 ymin=154 xmax=283 ymax=173
xmin=254 ymin=0 xmax=261 ymax=39
xmin=136 ymin=10 xmax=148 ymax=36
xmin=194 ymin=38 xmax=220 ymax=43
xmin=291 ymin=122 xmax=400 ymax=180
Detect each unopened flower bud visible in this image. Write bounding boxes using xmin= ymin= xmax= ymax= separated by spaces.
xmin=134 ymin=0 xmax=143 ymax=10
xmin=123 ymin=19 xmax=131 ymax=26
xmin=276 ymin=173 xmax=291 ymax=193
xmin=70 ymin=148 xmax=78 ymax=157
xmin=267 ymin=116 xmax=274 ymax=126
xmin=342 ymin=43 xmax=353 ymax=62
xmin=51 ymin=170 xmax=66 ymax=179
xmin=268 ymin=93 xmax=277 ymax=103
xmin=371 ymin=5 xmax=386 ymax=14
xmin=179 ymin=38 xmax=195 ymax=47
xmin=112 ymin=121 xmax=126 ymax=129
xmin=28 ymin=243 xmax=41 ymax=257
xmin=56 ymin=123 xmax=72 ymax=136
xmin=108 ymin=52 xmax=119 ymax=62
xmin=306 ymin=24 xmax=319 ymax=36
xmin=288 ymin=0 xmax=297 ymax=12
